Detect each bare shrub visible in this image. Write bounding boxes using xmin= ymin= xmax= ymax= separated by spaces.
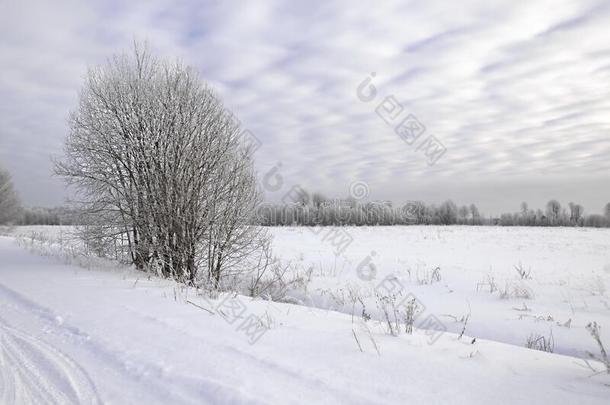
xmin=14 ymin=229 xmax=125 ymax=272
xmin=77 ymin=224 xmax=126 ymax=261
xmin=348 ymin=287 xmax=379 ymax=355
xmin=374 ymin=291 xmax=423 ymax=337
xmin=246 ymin=238 xmax=277 ymax=296
xmin=525 ymin=330 xmax=554 ymax=353
xmin=416 ymin=266 xmax=442 ymax=285
xmin=403 ymin=297 xmax=421 ymax=334
xmin=514 ymin=262 xmax=532 ymax=280
xmin=476 ymin=274 xmax=497 ymax=294
xmin=512 ymin=283 xmax=535 ymax=299
xmin=500 ymin=281 xmax=534 ymax=300
xmin=261 ymin=263 xmax=311 ymax=303
xmin=319 ymin=288 xmax=348 ymax=312
xmin=586 ymin=322 xmax=609 ymax=374
xmin=239 ymin=240 xmax=311 ymax=302
xmin=375 ymin=292 xmax=401 ymax=336
xmin=498 ymin=283 xmax=510 ymax=299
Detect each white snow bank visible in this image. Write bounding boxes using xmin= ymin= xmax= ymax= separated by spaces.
xmin=1 ymin=233 xmax=609 ymax=404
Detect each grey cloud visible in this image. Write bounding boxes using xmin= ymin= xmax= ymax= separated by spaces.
xmin=0 ymin=0 xmax=609 ymax=214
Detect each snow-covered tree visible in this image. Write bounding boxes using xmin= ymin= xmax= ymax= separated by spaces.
xmin=438 ymin=200 xmax=458 ymax=225
xmin=568 ymin=202 xmax=584 ymax=225
xmin=546 ymin=200 xmax=561 ymax=225
xmin=55 ymin=43 xmax=263 ymax=286
xmin=466 ymin=204 xmax=480 ymax=225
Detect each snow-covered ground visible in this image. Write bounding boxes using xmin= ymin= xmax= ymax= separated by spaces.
xmin=271 ymin=226 xmax=610 ymax=359
xmin=0 ymin=226 xmax=609 ymax=404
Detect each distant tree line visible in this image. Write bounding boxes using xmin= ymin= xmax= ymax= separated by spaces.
xmin=256 ymin=195 xmax=482 ymax=226
xmin=1 ymin=163 xmax=79 ymax=226
xmin=3 ymin=160 xmax=610 ymax=230
xmin=496 ymin=200 xmax=610 ymax=228
xmin=254 ymin=189 xmax=610 ymax=228
xmin=18 ymin=207 xmax=78 ymax=225
xmin=0 ymin=165 xmax=21 ymax=225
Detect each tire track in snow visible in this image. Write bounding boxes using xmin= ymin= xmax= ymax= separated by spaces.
xmin=0 ymin=280 xmax=375 ymax=404
xmin=0 ymin=282 xmax=276 ymax=404
xmin=0 ymin=318 xmax=102 ymax=405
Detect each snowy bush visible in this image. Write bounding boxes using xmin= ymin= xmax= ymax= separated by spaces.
xmin=55 ymin=43 xmax=264 ymax=288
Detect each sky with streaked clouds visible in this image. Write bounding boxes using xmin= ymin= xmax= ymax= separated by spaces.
xmin=1 ymin=0 xmax=609 ymax=215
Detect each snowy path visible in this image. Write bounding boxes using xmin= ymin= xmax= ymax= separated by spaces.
xmin=0 ymin=235 xmax=609 ymax=404
xmin=0 ymin=316 xmax=101 ymax=405
xmin=0 ymin=267 xmax=344 ymax=404
xmin=0 ymin=237 xmax=384 ymax=404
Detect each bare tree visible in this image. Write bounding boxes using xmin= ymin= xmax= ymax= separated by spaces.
xmin=585 ymin=214 xmax=608 ymax=228
xmin=520 ymin=202 xmax=528 ymax=216
xmin=546 ymin=200 xmax=561 ymax=225
xmin=469 ymin=203 xmax=480 ymax=225
xmin=519 ymin=202 xmax=535 ymax=225
xmin=458 ymin=205 xmax=469 ymax=224
xmin=294 ymin=188 xmax=311 ymax=206
xmin=0 ymin=165 xmax=21 ymax=225
xmin=55 ymin=43 xmax=263 ymax=286
xmin=204 ymin=147 xmax=267 ymax=288
xmin=411 ymin=201 xmax=427 ymax=224
xmin=311 ymin=192 xmax=326 ymax=209
xmin=438 ymin=200 xmax=458 ymax=225
xmin=568 ymin=202 xmax=584 ymax=225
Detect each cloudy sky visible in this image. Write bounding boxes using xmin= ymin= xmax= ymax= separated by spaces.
xmin=1 ymin=0 xmax=609 ymax=215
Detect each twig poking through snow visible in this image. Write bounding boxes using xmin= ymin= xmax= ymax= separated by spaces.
xmin=186 ymin=300 xmax=215 ymax=314
xmin=458 ymin=302 xmax=472 ymax=340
